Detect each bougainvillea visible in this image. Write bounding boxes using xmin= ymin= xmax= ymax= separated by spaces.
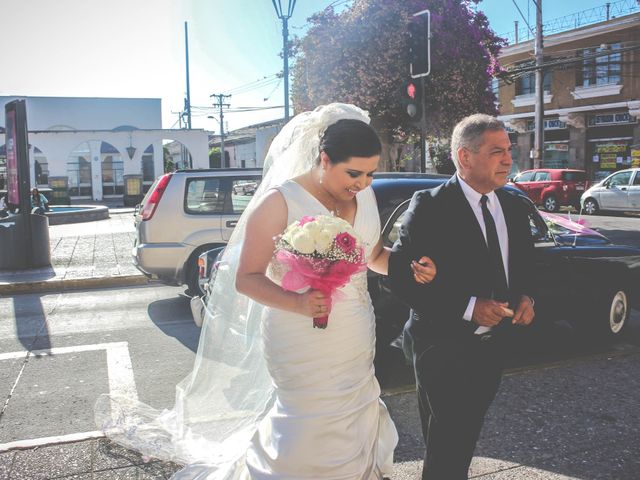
xmin=291 ymin=0 xmax=506 ymax=140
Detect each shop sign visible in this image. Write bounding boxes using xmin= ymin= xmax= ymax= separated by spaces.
xmin=632 ymin=148 xmax=640 ymax=168
xmin=545 ymin=143 xmax=569 ymax=152
xmin=588 ymin=113 xmax=636 ymax=126
xmin=600 ymin=153 xmax=617 ymax=169
xmin=595 ymin=142 xmax=628 ymax=154
xmin=526 ymin=119 xmax=567 ymax=131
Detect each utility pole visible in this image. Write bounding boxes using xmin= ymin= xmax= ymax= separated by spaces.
xmin=210 ymin=93 xmax=231 ymax=168
xmin=533 ymin=0 xmax=544 ymax=169
xmin=184 ymin=22 xmax=192 ymax=131
xmin=514 ymin=20 xmax=519 ymax=44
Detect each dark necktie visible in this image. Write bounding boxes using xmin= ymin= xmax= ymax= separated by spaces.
xmin=480 ymin=195 xmax=509 ymax=302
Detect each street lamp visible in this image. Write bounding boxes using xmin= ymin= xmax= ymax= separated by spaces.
xmin=271 ymin=0 xmax=297 ymax=122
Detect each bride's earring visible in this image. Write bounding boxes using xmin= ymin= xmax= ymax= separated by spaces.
xmin=319 ymin=169 xmax=325 ymax=185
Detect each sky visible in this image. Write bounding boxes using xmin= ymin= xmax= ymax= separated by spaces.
xmin=1 ymin=0 xmax=627 ymax=133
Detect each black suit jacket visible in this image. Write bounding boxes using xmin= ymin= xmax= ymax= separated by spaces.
xmin=388 ymin=175 xmax=535 ymax=343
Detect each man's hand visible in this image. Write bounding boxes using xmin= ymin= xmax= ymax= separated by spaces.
xmin=411 ymin=256 xmax=437 ymax=284
xmin=511 ymin=295 xmax=535 ymax=326
xmin=472 ymin=298 xmax=514 ymax=327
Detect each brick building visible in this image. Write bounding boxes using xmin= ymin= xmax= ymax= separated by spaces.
xmin=497 ymin=11 xmax=640 ymax=182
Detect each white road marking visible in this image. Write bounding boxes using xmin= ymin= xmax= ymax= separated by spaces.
xmin=0 ymin=431 xmax=105 ymax=453
xmin=0 ymin=341 xmax=138 ymax=451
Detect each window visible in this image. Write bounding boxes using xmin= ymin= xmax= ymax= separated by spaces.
xmin=185 ymin=178 xmax=226 ymax=214
xmin=562 ymin=171 xmax=586 ymax=182
xmin=231 ymin=177 xmax=261 ymax=214
xmin=606 ymin=171 xmax=632 ymax=187
xmin=634 ymin=172 xmax=640 ymax=186
xmin=533 ymin=172 xmax=551 ymax=181
xmin=578 ymin=43 xmax=621 ymax=87
xmin=516 ymin=69 xmax=551 ymax=95
xmin=67 ymin=156 xmax=92 ymax=197
xmin=102 ymin=154 xmax=124 ymax=195
xmin=515 ymin=171 xmax=535 ymax=182
xmin=34 ymin=148 xmax=49 ymax=185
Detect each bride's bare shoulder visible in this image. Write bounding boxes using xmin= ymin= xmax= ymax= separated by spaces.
xmin=247 ymin=188 xmax=288 ymax=226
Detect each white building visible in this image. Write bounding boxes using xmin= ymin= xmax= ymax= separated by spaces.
xmin=0 ymin=96 xmax=209 ymax=204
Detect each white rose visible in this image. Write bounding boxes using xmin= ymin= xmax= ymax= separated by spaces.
xmin=290 ymin=231 xmax=316 ymax=254
xmin=314 ymin=231 xmax=333 ymax=253
xmin=302 ymin=221 xmax=321 ymax=237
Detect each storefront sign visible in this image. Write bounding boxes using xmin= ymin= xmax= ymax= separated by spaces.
xmin=632 ymin=148 xmax=640 ymax=168
xmin=600 ymin=153 xmax=617 ymax=169
xmin=545 ymin=143 xmax=569 ymax=152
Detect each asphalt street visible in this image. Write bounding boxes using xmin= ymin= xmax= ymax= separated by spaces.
xmin=2 ymin=281 xmax=640 ymax=478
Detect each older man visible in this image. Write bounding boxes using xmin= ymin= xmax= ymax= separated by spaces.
xmin=388 ymin=114 xmax=535 ymax=479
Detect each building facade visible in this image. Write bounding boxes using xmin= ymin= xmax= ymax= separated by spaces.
xmin=497 ymin=12 xmax=640 ymax=181
xmin=0 ymin=96 xmax=209 ymax=203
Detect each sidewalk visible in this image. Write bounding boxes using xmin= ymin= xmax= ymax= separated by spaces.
xmin=1 ymin=347 xmax=639 ymax=479
xmin=0 ymin=209 xmax=148 ymax=295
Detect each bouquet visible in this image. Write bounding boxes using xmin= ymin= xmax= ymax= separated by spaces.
xmin=274 ymin=215 xmax=367 ymax=328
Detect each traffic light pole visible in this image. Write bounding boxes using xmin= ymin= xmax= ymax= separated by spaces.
xmin=408 ymin=9 xmax=431 ymax=173
xmin=420 ymin=76 xmax=427 ymax=173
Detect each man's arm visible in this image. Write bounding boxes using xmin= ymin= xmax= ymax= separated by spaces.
xmin=387 ymin=190 xmax=470 ymax=325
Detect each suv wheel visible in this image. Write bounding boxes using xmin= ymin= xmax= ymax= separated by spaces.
xmin=543 ymin=195 xmax=558 ymax=213
xmin=583 ymin=198 xmax=599 ymax=215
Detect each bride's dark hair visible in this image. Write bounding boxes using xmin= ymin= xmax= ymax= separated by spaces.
xmin=319 ymin=119 xmax=382 ymax=164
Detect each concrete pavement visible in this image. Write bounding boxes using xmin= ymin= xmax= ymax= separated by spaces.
xmin=0 ymin=210 xmax=147 ymax=296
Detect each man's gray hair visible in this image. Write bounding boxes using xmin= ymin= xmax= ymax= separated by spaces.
xmin=450 ymin=114 xmax=506 ymax=169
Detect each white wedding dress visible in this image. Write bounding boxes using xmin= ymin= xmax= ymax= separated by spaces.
xmin=95 ymin=103 xmax=397 ymax=480
xmin=239 ymin=180 xmax=397 ymax=479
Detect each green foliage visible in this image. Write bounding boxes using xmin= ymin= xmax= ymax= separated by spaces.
xmin=428 ymin=137 xmax=456 ymax=174
xmin=291 ymin=0 xmax=505 ymax=139
xmin=209 ymin=147 xmax=222 ymax=169
xmin=163 ymin=146 xmax=175 ymax=173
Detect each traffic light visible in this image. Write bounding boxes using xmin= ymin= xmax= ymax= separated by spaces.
xmin=405 ymin=80 xmax=422 ymax=122
xmin=409 ymin=10 xmax=430 ymax=78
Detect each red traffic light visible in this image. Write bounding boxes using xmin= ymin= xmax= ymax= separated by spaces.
xmin=407 ymin=82 xmax=417 ymax=99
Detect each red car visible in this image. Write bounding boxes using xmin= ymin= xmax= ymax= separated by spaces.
xmin=510 ymin=169 xmax=587 ymax=213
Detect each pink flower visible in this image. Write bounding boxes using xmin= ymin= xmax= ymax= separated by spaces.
xmin=335 ymin=232 xmax=356 ymax=254
xmin=298 ymin=216 xmax=315 ymax=226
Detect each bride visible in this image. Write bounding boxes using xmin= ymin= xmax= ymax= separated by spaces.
xmin=96 ymin=103 xmax=435 ymax=479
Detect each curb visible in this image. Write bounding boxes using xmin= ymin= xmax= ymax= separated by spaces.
xmin=0 ymin=274 xmax=150 ymax=295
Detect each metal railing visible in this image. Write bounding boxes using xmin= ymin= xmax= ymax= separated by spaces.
xmin=501 ymin=0 xmax=640 ymax=45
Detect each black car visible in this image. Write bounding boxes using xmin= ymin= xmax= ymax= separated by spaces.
xmin=369 ymin=174 xmax=640 ymax=356
xmin=192 ymin=174 xmax=640 ymax=351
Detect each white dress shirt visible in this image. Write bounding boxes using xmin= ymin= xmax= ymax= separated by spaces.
xmin=457 ymin=174 xmax=510 ymax=334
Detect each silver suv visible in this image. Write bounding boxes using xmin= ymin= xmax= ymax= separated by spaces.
xmin=133 ymin=168 xmax=261 ymax=294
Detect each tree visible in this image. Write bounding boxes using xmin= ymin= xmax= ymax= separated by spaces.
xmin=163 ymin=146 xmax=175 ymax=173
xmin=291 ymin=0 xmax=505 ymax=146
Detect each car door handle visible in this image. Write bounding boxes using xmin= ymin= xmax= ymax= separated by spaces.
xmin=620 ymin=187 xmax=627 ymax=191
xmin=226 ymin=220 xmax=238 ymax=228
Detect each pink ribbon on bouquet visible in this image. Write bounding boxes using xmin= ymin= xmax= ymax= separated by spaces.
xmin=276 ymin=250 xmax=366 ymax=328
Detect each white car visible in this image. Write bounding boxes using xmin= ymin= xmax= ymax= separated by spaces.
xmin=581 ymin=168 xmax=640 ymax=215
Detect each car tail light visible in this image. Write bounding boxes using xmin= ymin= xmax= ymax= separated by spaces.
xmin=198 ymin=256 xmax=206 ymax=280
xmin=141 ymin=174 xmax=172 ymax=221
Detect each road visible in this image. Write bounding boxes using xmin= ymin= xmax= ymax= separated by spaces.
xmin=2 ymin=282 xmax=639 ymax=445
xmin=0 ymin=285 xmax=196 ymax=447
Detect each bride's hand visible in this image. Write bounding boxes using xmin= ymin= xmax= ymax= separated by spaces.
xmin=411 ymin=256 xmax=436 ymax=284
xmin=296 ymin=289 xmax=331 ymax=317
